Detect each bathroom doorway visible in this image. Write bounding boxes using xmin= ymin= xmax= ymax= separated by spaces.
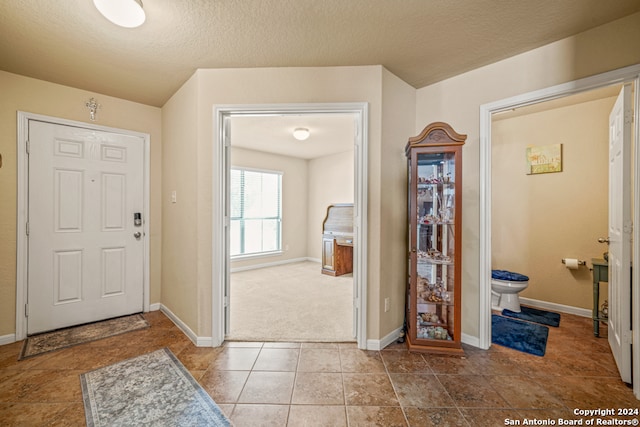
xmin=479 ymin=64 xmax=640 ymax=397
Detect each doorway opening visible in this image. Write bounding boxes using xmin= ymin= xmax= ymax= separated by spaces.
xmin=212 ymin=103 xmax=369 ymax=349
xmin=479 ymin=64 xmax=640 ymax=397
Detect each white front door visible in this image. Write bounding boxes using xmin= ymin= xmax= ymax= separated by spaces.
xmin=607 ymin=84 xmax=632 ymax=383
xmin=27 ymin=120 xmax=145 ymax=334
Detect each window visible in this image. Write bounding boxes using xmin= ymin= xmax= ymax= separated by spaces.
xmin=230 ymin=167 xmax=282 ymax=258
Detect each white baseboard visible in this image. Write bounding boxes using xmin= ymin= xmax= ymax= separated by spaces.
xmin=0 ymin=334 xmax=16 ymax=346
xmin=159 ymin=304 xmax=213 ymax=347
xmin=231 ymin=257 xmax=318 ymax=273
xmin=367 ymin=326 xmax=403 ymax=351
xmin=149 ymin=303 xmax=161 ymax=311
xmin=519 ymin=297 xmax=591 ymax=318
xmin=462 ymin=332 xmax=482 ymax=349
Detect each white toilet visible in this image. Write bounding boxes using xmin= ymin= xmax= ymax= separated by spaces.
xmin=491 ymin=270 xmax=529 ymax=313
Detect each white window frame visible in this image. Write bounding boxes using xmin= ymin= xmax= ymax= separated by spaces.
xmin=229 ymin=166 xmax=283 ymax=260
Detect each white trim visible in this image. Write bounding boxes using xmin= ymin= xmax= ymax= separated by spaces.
xmin=230 ymin=257 xmax=312 ymax=273
xmin=213 ymin=103 xmax=369 ymax=349
xmin=479 ymin=64 xmax=640 ymax=398
xmin=15 ymin=112 xmax=151 ymax=340
xmin=366 ymin=326 xmax=403 ymax=351
xmin=519 ymin=297 xmax=592 ymax=319
xmin=159 ymin=304 xmax=213 ymax=347
xmin=0 ymin=334 xmax=16 ymax=346
xmin=461 ymin=333 xmax=480 ymax=349
xmin=149 ymin=303 xmax=161 ymax=311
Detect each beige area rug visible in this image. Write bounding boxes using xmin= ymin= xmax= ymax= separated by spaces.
xmin=81 ymin=348 xmax=230 ymax=426
xmin=19 ymin=314 xmax=149 ymax=360
xmin=229 ymin=261 xmax=354 ymax=342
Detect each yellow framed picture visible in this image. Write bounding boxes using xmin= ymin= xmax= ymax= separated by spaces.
xmin=526 ymin=143 xmax=562 ymax=175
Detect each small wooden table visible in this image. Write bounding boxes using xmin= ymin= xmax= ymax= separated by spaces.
xmin=591 ymin=258 xmax=608 ymax=337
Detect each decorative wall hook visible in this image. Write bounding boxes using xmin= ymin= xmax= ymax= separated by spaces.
xmin=85 ymin=97 xmax=101 ymax=121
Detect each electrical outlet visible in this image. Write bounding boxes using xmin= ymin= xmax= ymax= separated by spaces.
xmin=384 ymin=298 xmax=390 ymax=312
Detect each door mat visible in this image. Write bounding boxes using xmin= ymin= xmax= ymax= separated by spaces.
xmin=502 ymin=306 xmax=561 ymax=327
xmin=492 ymin=314 xmax=549 ymax=357
xmin=81 ymin=348 xmax=230 ymax=427
xmin=19 ymin=314 xmax=149 ymax=360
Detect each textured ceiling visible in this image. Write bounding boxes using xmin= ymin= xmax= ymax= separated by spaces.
xmin=1 ymin=0 xmax=639 ymax=108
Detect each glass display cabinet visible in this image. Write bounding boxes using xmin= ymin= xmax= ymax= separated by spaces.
xmin=405 ymin=122 xmax=466 ymax=355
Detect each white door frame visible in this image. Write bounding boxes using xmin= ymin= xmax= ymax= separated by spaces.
xmin=212 ymin=103 xmax=369 ymax=349
xmin=479 ymin=64 xmax=640 ymax=397
xmin=16 ymin=112 xmax=151 ymax=341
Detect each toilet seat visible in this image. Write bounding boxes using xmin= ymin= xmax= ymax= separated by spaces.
xmin=491 ymin=270 xmax=529 ymax=282
xmin=491 ymin=269 xmax=529 ymax=312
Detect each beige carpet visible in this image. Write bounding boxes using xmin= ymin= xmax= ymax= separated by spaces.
xmin=228 ymin=261 xmax=354 ymax=342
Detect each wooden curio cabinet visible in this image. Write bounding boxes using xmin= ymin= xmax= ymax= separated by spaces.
xmin=405 ymin=122 xmax=466 ymax=355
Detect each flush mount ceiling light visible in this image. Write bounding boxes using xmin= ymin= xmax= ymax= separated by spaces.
xmin=93 ymin=0 xmax=146 ymax=28
xmin=293 ymin=128 xmax=310 ymax=141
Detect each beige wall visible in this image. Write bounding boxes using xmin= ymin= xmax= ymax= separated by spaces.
xmin=307 ymin=150 xmax=355 ymax=260
xmin=416 ymin=12 xmax=640 ymax=339
xmin=161 ymin=65 xmax=417 ymax=340
xmin=380 ymin=69 xmax=417 ymax=337
xmin=229 ymin=147 xmax=309 ymax=269
xmin=0 ymin=71 xmax=162 ymax=337
xmin=492 ymin=96 xmax=614 ymax=310
xmin=161 ymin=74 xmax=199 ymax=330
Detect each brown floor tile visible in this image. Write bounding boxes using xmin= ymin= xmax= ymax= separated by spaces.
xmin=437 ymin=374 xmax=509 ymax=408
xmin=238 ymin=371 xmax=295 ymax=404
xmin=230 ymin=404 xmax=290 ymax=426
xmin=176 ymin=345 xmax=224 ymax=371
xmin=343 ymin=373 xmax=399 ymax=406
xmin=403 ymin=407 xmax=468 ymax=426
xmin=424 ymin=353 xmax=478 ymax=375
xmin=253 ymin=348 xmax=299 ymax=371
xmin=381 ymin=350 xmax=431 ymax=373
xmin=208 ymin=346 xmax=260 ymax=371
xmin=389 ymin=373 xmax=455 ymax=407
xmin=199 ymin=369 xmax=250 ymax=403
xmin=0 ymin=402 xmax=75 ymax=426
xmin=486 ymin=374 xmax=565 ymax=409
xmin=346 ymin=406 xmax=407 ymax=427
xmin=287 ymin=405 xmax=347 ymax=426
xmin=297 ymin=348 xmax=341 ymax=372
xmin=291 ymin=372 xmax=344 ymax=405
xmin=0 ymin=309 xmax=638 ymax=426
xmin=459 ymin=408 xmax=518 ymax=426
xmin=340 ymin=348 xmax=386 ymax=373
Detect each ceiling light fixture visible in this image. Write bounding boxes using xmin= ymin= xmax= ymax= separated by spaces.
xmin=93 ymin=0 xmax=146 ymax=28
xmin=293 ymin=128 xmax=310 ymax=141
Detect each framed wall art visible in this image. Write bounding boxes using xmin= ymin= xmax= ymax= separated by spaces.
xmin=526 ymin=143 xmax=562 ymax=175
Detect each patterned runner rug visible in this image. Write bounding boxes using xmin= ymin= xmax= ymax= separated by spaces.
xmin=19 ymin=314 xmax=149 ymax=360
xmin=81 ymin=348 xmax=230 ymax=427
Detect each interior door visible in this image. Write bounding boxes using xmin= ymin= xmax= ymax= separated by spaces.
xmin=27 ymin=120 xmax=145 ymax=334
xmin=607 ymin=84 xmax=632 ymax=383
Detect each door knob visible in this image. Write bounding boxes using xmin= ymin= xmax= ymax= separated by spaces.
xmin=134 ymin=232 xmax=142 ymax=240
xmin=597 ymin=237 xmax=610 ymax=244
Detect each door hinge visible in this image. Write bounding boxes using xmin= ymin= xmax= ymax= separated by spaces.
xmin=624 ymin=330 xmax=633 ymax=344
xmin=26 ymin=221 xmax=29 ymax=236
xmin=25 ymin=139 xmax=30 ymax=154
xmin=25 ymin=304 xmax=29 ymax=317
xmin=223 ymin=296 xmax=229 ymax=308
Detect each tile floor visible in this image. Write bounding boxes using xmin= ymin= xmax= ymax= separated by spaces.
xmin=0 ymin=310 xmax=638 ymax=426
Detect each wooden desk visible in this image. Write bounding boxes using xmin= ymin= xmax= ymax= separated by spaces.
xmin=591 ymin=258 xmax=608 ymax=337
xmin=321 ymin=204 xmax=354 ymax=277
